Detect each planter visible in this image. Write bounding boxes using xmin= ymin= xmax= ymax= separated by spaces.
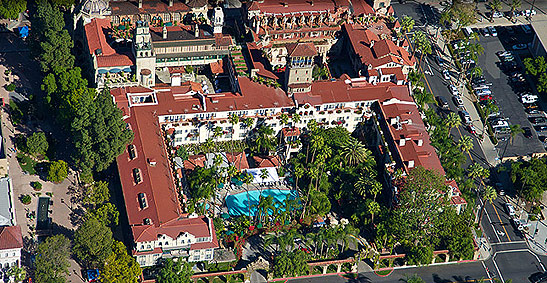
xmin=344 ymin=109 xmax=351 ymax=113
xmin=336 ymin=110 xmax=342 ymax=114
xmin=319 ymin=111 xmax=325 ymax=114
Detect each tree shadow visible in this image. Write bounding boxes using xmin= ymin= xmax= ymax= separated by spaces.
xmin=432 ymin=273 xmax=453 ymax=283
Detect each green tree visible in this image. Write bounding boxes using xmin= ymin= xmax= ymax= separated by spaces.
xmin=401 ymin=15 xmax=415 ymax=33
xmin=509 ymin=0 xmax=521 ymax=21
xmin=446 ymin=113 xmax=461 ymax=134
xmin=339 ymin=137 xmax=371 ymax=166
xmin=73 ymin=217 xmax=114 ymax=268
xmin=509 ymin=124 xmax=524 ymax=145
xmin=273 ymin=250 xmax=309 ymax=277
xmin=523 ymin=56 xmax=547 ymax=77
xmin=84 ymin=181 xmax=110 ymax=207
xmin=488 ymin=0 xmax=502 ymax=22
xmin=156 ymin=258 xmax=194 ymax=283
xmin=26 ymin=132 xmax=49 ymax=156
xmin=48 ymin=160 xmax=68 ymax=183
xmin=413 ymin=30 xmax=432 ymax=63
xmin=405 ymin=244 xmax=433 ymax=265
xmin=253 ymin=125 xmax=276 ymax=154
xmin=510 ymin=158 xmax=547 ymax=202
xmin=537 ymin=73 xmax=547 ymax=93
xmin=35 ymin=234 xmax=71 ymax=283
xmin=100 ymin=241 xmax=141 ymax=283
xmin=88 ymin=202 xmax=120 ymax=227
xmin=0 ymin=0 xmax=26 ymax=20
xmin=71 ymin=89 xmax=134 ymax=175
xmin=6 ymin=266 xmax=26 ymax=283
xmin=413 ymin=89 xmax=434 ymax=109
xmin=458 ymin=135 xmax=473 ymax=156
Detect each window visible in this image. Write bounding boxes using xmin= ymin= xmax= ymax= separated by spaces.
xmin=128 ymin=144 xmax=137 ymax=160
xmin=193 ymin=255 xmax=200 ymax=261
xmin=205 ymin=254 xmax=212 ymax=260
xmin=138 ymin=193 xmax=148 ymax=209
xmin=133 ymin=168 xmax=142 ymax=183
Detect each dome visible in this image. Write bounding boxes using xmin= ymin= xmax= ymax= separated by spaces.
xmin=82 ymin=0 xmax=110 ymax=16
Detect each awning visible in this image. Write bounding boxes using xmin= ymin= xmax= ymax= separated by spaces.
xmin=98 ymin=69 xmax=108 ymax=74
xmin=109 ymin=68 xmax=121 ymax=73
xmin=122 ymin=67 xmax=132 ymax=72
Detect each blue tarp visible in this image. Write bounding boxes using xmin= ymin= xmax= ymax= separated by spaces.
xmin=86 ymin=269 xmax=100 ymax=282
xmin=18 ymin=26 xmax=29 ymax=38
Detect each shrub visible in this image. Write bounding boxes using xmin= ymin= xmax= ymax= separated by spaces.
xmin=21 ymin=195 xmax=31 ymax=205
xmin=48 ymin=160 xmax=68 ymax=183
xmin=27 ymin=132 xmax=49 ymax=156
xmin=31 ymin=181 xmax=42 ymax=191
xmin=5 ymin=83 xmax=15 ymax=92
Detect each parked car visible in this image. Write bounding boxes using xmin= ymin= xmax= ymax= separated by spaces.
xmin=496 ymin=50 xmax=512 ymax=57
xmin=479 ymin=94 xmax=494 ymax=101
xmin=523 ymin=127 xmax=533 ymax=138
xmin=442 ymin=69 xmax=451 ymax=80
xmin=437 ymin=96 xmax=449 ymax=109
xmin=505 ymin=203 xmax=516 ymax=216
xmin=459 ymin=110 xmax=472 ymax=124
xmin=512 ymin=217 xmax=524 ymax=231
xmin=449 ymin=85 xmax=459 ymax=95
xmin=466 ymin=124 xmax=476 ymax=134
xmin=529 ymin=272 xmax=547 ymax=283
xmin=512 ymin=43 xmax=528 ymax=50
xmin=488 ymin=26 xmax=498 ymax=36
xmin=473 ymin=84 xmax=490 ymax=91
xmin=526 ymin=108 xmax=545 ymax=116
xmin=534 ymin=125 xmax=547 ymax=132
xmin=528 ymin=117 xmax=547 ymax=125
xmin=481 ymin=27 xmax=490 ymax=36
xmin=524 ymin=9 xmax=537 ymax=17
xmin=521 ymin=96 xmax=538 ymax=104
xmin=436 ymin=55 xmax=446 ymax=67
xmin=453 ymin=96 xmax=464 ymax=108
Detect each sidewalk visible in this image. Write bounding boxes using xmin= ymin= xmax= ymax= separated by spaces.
xmin=426 ymin=26 xmax=500 ymax=167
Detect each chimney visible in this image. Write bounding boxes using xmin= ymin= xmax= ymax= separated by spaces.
xmin=194 ymin=24 xmax=199 ymax=37
xmin=408 ymin=160 xmax=415 ymax=168
xmin=310 ymin=0 xmax=314 ymax=5
xmin=417 ymin=139 xmax=423 ymax=146
xmin=169 ymin=0 xmax=173 ymax=6
xmin=399 ymin=138 xmax=406 ymax=146
xmin=370 ymin=40 xmax=374 ymax=47
xmin=138 ymin=0 xmax=142 ymax=8
xmin=162 ymin=25 xmax=167 ymax=39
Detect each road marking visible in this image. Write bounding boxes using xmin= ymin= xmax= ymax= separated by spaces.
xmin=490 ymin=240 xmax=526 ymax=245
xmin=491 ymin=202 xmax=512 ymax=242
xmin=481 ymin=198 xmax=501 ymax=243
xmin=491 ymin=254 xmax=505 ymax=283
xmin=495 ymin=248 xmax=534 ymax=254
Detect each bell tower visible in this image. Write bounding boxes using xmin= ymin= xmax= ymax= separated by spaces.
xmin=133 ymin=21 xmax=156 ymax=87
xmin=285 ymin=42 xmax=317 ymax=94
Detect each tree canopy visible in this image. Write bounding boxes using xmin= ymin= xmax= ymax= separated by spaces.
xmin=73 ymin=217 xmax=114 ymax=268
xmin=26 ymin=131 xmax=48 ymax=156
xmin=100 ymin=241 xmax=141 ymax=283
xmin=48 ymin=160 xmax=68 ymax=183
xmin=510 ymin=158 xmax=547 ymax=202
xmin=35 ymin=235 xmax=71 ymax=283
xmin=156 ymin=258 xmax=194 ymax=283
xmin=0 ymin=0 xmax=26 ymax=20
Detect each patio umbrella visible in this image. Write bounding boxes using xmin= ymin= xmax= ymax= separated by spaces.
xmin=217 ymin=183 xmax=224 ymax=188
xmin=98 ymin=69 xmax=108 ymax=74
xmin=221 ymin=213 xmax=230 ymax=219
xmin=109 ymin=68 xmax=121 ymax=73
xmin=122 ymin=67 xmax=132 ymax=72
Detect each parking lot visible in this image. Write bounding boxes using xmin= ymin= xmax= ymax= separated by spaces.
xmin=471 ymin=25 xmax=547 ymax=158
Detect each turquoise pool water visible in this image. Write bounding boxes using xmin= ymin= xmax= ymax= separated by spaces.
xmin=225 ymin=189 xmax=298 ymax=217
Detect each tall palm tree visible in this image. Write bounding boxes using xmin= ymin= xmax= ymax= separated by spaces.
xmin=355 ymin=176 xmax=368 ymax=199
xmin=446 ymin=112 xmax=462 ymax=134
xmin=401 ymin=15 xmax=415 ymax=34
xmin=489 ymin=0 xmax=502 ymax=22
xmin=229 ymin=114 xmax=239 ymax=156
xmin=254 ymin=125 xmax=276 ymax=155
xmin=340 ymin=138 xmax=370 ymax=166
xmin=479 ymin=185 xmax=497 ymax=225
xmin=509 ymin=124 xmax=524 ymax=145
xmin=412 ymin=30 xmax=432 ymax=63
xmin=468 ymin=163 xmax=490 ymax=181
xmin=260 ymin=168 xmax=269 ymax=182
xmin=413 ymin=89 xmax=434 ymax=109
xmin=294 ymin=164 xmax=305 ymax=190
xmin=368 ymin=200 xmax=380 ymax=225
xmin=458 ymin=135 xmax=474 ymax=156
xmin=510 ymin=0 xmax=521 ymax=21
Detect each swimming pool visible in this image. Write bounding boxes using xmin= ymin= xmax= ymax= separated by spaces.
xmin=225 ymin=189 xmax=298 ymax=217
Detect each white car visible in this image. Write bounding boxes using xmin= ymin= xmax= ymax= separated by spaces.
xmin=475 ymin=89 xmax=492 ymax=96
xmin=492 ymin=11 xmax=503 ymax=18
xmin=488 ymin=26 xmax=498 ymax=36
xmin=505 ymin=203 xmax=516 ymax=216
xmin=449 ymin=85 xmax=459 ymax=95
xmin=522 ymin=93 xmax=539 ymax=100
xmin=453 ymin=95 xmax=464 ymax=108
xmin=442 ymin=69 xmax=451 ymax=80
xmin=522 ymin=96 xmax=538 ymax=104
xmin=524 ymin=9 xmax=537 ymax=17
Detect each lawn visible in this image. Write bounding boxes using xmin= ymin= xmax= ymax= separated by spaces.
xmin=17 ymin=153 xmax=37 ymax=174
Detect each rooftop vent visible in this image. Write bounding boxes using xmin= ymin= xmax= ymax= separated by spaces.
xmin=95 ymin=48 xmax=102 ymax=55
xmin=148 ymin=158 xmax=157 ymax=166
xmin=144 ymin=218 xmax=152 ymax=225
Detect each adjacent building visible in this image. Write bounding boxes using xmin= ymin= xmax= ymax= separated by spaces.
xmin=0 ymin=226 xmax=23 ymax=270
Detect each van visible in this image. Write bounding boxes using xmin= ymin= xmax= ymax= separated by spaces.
xmin=437 ymin=96 xmax=449 ymax=109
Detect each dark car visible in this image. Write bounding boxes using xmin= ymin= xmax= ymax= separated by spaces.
xmin=530 ymin=272 xmax=547 ymax=283
xmin=523 ymin=127 xmax=533 ymax=138
xmin=534 ymin=125 xmax=547 ymax=132
xmin=529 ymin=117 xmax=547 ymax=125
xmin=437 ymin=96 xmax=449 ymax=109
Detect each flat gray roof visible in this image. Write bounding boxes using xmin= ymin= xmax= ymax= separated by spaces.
xmin=0 ymin=177 xmax=14 ymax=226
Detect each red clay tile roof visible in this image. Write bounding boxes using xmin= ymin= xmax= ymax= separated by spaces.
xmin=246 ymin=0 xmax=340 ymax=14
xmin=286 ymin=42 xmax=318 ymax=57
xmin=282 ymin=127 xmax=301 ymax=137
xmin=96 ymin=54 xmax=134 ymax=68
xmin=131 ymin=216 xmax=215 ymax=243
xmin=252 ymin=155 xmax=281 ymax=168
xmin=247 ymin=43 xmax=279 ymax=80
xmin=85 ymin=18 xmax=135 ymax=68
xmin=351 ymin=0 xmax=375 ymax=15
xmin=85 ymin=18 xmax=115 ymax=56
xmin=132 ymin=247 xmax=162 ymax=256
xmin=226 ymin=152 xmax=250 ymax=171
xmin=110 ymin=0 xmax=193 ymax=16
xmin=183 ymin=154 xmax=207 ymax=171
xmin=0 ymin=226 xmax=23 ymax=250
xmin=209 ymin=60 xmax=224 ymax=74
xmin=215 ymin=33 xmax=234 ymax=47
xmin=380 ymin=67 xmax=405 ymax=80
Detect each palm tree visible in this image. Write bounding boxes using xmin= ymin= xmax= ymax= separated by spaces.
xmin=369 ymin=181 xmax=382 ymax=202
xmin=292 ymin=113 xmax=301 ymax=126
xmin=368 ymin=200 xmax=380 ymax=225
xmin=468 ymin=163 xmax=490 ymax=181
xmin=446 ymin=112 xmax=462 ymax=134
xmin=413 ymin=89 xmax=434 ymax=109
xmin=355 ymin=176 xmax=368 ymax=199
xmin=294 ymin=163 xmax=305 ymax=190
xmin=279 ymin=113 xmax=289 ymax=148
xmin=340 ymin=138 xmax=370 ymax=166
xmin=412 ymin=30 xmax=432 ymax=63
xmin=510 ymin=0 xmax=521 ymax=21
xmin=401 ymin=15 xmax=415 ymax=33
xmin=229 ymin=114 xmax=239 ymax=155
xmin=489 ymin=0 xmax=502 ymax=22
xmin=479 ymin=185 xmax=498 ymax=224
xmin=458 ymin=135 xmax=474 ymax=156
xmin=254 ymin=125 xmax=276 ymax=155
xmin=509 ymin=124 xmax=524 ymax=145
xmin=260 ymin=168 xmax=269 ymax=182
